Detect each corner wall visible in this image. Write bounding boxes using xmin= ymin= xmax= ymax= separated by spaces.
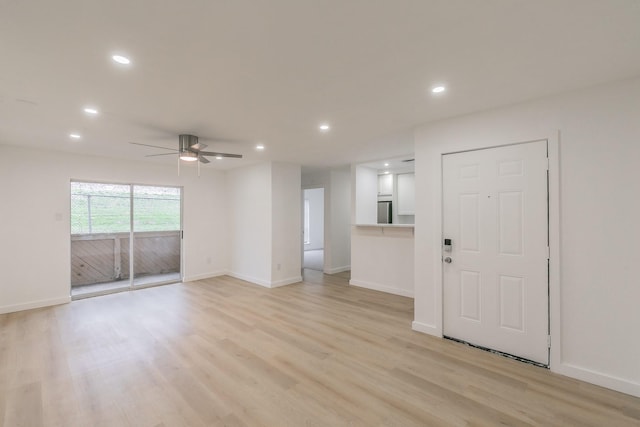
xmin=271 ymin=162 xmax=302 ymax=286
xmin=413 ymin=76 xmax=640 ymax=397
xmin=227 ymin=162 xmax=302 ymax=287
xmin=227 ymin=162 xmax=273 ymax=285
xmin=327 ymin=168 xmax=351 ymax=273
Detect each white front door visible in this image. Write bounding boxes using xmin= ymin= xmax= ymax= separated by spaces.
xmin=442 ymin=140 xmax=549 ymax=365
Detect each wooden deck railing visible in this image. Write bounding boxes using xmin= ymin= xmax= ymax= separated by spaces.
xmin=70 ymin=231 xmax=180 ymax=286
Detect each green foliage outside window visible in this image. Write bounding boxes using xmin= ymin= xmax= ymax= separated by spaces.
xmin=71 ymin=182 xmax=180 ymax=234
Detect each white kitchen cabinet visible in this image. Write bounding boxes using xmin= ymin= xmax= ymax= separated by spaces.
xmin=397 ymin=173 xmax=415 ymax=215
xmin=378 ymin=174 xmax=393 ymax=196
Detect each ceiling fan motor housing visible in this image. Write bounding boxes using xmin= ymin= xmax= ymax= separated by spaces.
xmin=179 ymin=134 xmax=199 ymax=152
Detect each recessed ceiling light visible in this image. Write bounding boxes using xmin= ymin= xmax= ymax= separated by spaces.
xmin=112 ymin=55 xmax=131 ymax=65
xmin=319 ymin=123 xmax=330 ymax=132
xmin=69 ymin=133 xmax=81 ymax=139
xmin=83 ymin=107 xmax=98 ymax=115
xmin=215 ymin=155 xmax=223 ymax=160
xmin=384 ymin=163 xmax=389 ymax=167
xmin=431 ymin=85 xmax=446 ymax=94
xmin=384 ymin=171 xmax=390 ymax=175
xmin=256 ymin=144 xmax=265 ymax=150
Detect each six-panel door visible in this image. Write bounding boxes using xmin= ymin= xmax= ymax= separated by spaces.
xmin=442 ymin=140 xmax=549 ymax=365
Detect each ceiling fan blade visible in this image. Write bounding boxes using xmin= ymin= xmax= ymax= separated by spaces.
xmin=198 ymin=151 xmax=243 ymax=159
xmin=129 ymin=141 xmax=177 ymax=151
xmin=198 ymin=156 xmax=210 ymax=164
xmin=145 ymin=152 xmax=177 ymax=157
xmin=191 ymin=142 xmax=208 ymax=151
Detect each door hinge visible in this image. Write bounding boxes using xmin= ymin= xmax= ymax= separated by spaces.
xmin=546 ymin=246 xmax=550 ymax=260
xmin=181 ymin=230 xmax=184 ymax=239
xmin=546 ymin=157 xmax=550 ymax=171
xmin=547 ymin=335 xmax=551 ymax=348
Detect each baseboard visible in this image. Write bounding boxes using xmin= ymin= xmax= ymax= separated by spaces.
xmin=325 ymin=265 xmax=351 ymax=274
xmin=228 ymin=271 xmax=271 ymax=288
xmin=0 ymin=296 xmax=71 ymax=315
xmin=554 ymin=362 xmax=640 ymax=398
xmin=182 ymin=270 xmax=227 ymax=283
xmin=349 ymin=279 xmax=414 ymax=298
xmin=228 ymin=272 xmax=302 ymax=289
xmin=270 ymin=276 xmax=303 ymax=288
xmin=411 ymin=321 xmax=442 ymax=337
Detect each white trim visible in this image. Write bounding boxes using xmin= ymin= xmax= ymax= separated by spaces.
xmin=270 ymin=276 xmax=303 ymax=288
xmin=228 ymin=271 xmax=271 ymax=287
xmin=411 ymin=321 xmax=440 ymax=336
xmin=555 ymin=363 xmax=640 ymax=398
xmin=324 ymin=265 xmax=351 ymax=274
xmin=349 ymin=279 xmax=414 ymax=298
xmin=228 ymin=272 xmax=302 ymax=288
xmin=182 ymin=270 xmax=227 ymax=283
xmin=547 ymin=133 xmax=563 ymax=373
xmin=0 ymin=296 xmax=70 ymax=314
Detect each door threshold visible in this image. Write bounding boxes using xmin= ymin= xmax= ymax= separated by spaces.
xmin=71 ymin=278 xmax=182 ymax=301
xmin=444 ymin=335 xmax=549 ymax=368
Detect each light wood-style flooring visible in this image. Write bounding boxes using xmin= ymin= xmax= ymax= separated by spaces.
xmin=1 ymin=270 xmax=639 ymax=426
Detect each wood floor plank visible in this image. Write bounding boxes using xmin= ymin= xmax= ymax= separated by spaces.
xmin=1 ymin=271 xmax=639 ymax=426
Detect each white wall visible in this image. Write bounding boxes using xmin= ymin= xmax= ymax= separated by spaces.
xmin=270 ymin=162 xmax=302 ymax=286
xmin=350 ymin=225 xmax=414 ymax=297
xmin=227 ymin=161 xmax=302 ymax=287
xmin=413 ymin=76 xmax=640 ymax=397
xmin=0 ymin=145 xmax=229 ymax=314
xmin=327 ymin=168 xmax=351 ymax=273
xmin=304 ymin=188 xmax=324 ymax=250
xmin=227 ymin=162 xmax=273 ymax=286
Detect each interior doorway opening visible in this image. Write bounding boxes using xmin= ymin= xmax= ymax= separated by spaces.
xmin=303 ymin=188 xmax=324 ymax=271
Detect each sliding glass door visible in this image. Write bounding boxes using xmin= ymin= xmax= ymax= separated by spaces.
xmin=132 ymin=185 xmax=181 ymax=287
xmin=70 ymin=181 xmax=182 ymax=298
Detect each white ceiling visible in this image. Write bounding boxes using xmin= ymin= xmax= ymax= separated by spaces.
xmin=1 ymin=0 xmax=639 ymax=170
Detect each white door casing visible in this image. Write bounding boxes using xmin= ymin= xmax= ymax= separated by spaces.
xmin=442 ymin=140 xmax=549 ymax=365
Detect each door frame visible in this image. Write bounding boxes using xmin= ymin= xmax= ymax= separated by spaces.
xmin=434 ymin=135 xmax=561 ymax=370
xmin=301 ymin=185 xmax=327 ymax=273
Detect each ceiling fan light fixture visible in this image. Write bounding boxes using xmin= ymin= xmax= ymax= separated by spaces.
xmin=179 ymin=151 xmax=198 ymax=161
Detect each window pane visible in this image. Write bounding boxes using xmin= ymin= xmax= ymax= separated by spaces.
xmin=133 ymin=186 xmax=181 ymax=232
xmin=70 ymin=182 xmax=131 ymax=234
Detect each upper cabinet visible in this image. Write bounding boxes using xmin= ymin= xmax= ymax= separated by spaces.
xmin=378 ymin=174 xmax=393 ymax=196
xmin=396 ymin=173 xmax=415 ymax=215
xmin=354 ymin=155 xmax=415 ymax=225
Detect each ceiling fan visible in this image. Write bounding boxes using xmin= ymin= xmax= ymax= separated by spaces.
xmin=130 ymin=134 xmax=242 ymax=164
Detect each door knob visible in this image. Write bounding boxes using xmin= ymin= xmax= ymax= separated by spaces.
xmin=444 ymin=257 xmax=452 ymax=263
